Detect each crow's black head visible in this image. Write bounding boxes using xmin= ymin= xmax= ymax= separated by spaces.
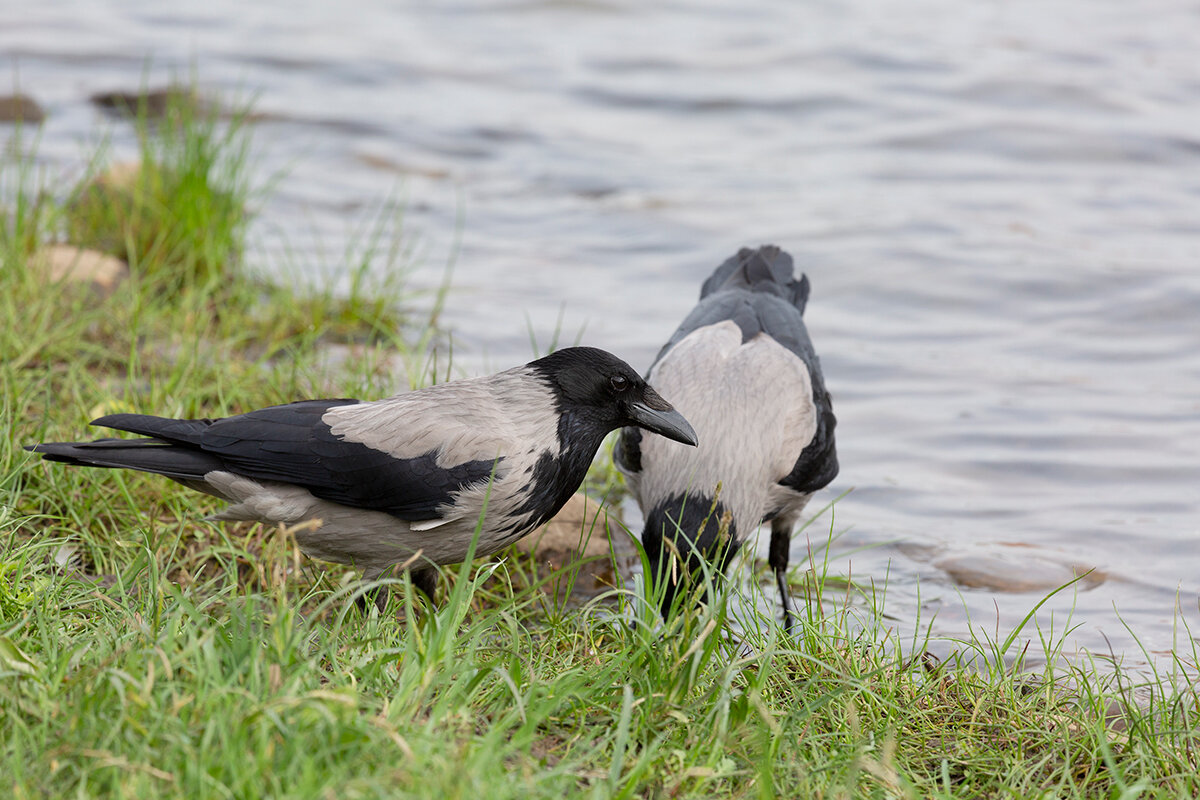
xmin=529 ymin=347 xmax=697 ymax=446
xmin=641 ymin=492 xmax=740 ymax=617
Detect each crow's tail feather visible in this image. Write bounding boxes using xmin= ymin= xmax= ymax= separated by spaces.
xmin=699 ymin=244 xmax=809 ymax=313
xmin=92 ymin=413 xmax=214 ymax=445
xmin=25 ymin=438 xmax=223 ymax=482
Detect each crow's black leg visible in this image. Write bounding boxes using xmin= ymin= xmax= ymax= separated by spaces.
xmin=356 ymin=567 xmax=437 ymax=614
xmin=355 ymin=586 xmax=388 ymax=614
xmin=410 ymin=568 xmax=438 ymax=606
xmin=769 ymin=519 xmax=795 ymax=632
xmin=356 ymin=571 xmax=391 ymax=614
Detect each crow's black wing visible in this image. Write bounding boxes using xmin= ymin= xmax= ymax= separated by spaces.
xmin=93 ymin=400 xmax=501 ymax=521
xmin=777 ymin=396 xmax=839 ymax=495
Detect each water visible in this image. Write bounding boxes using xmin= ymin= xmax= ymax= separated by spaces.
xmin=5 ymin=0 xmax=1199 ymax=673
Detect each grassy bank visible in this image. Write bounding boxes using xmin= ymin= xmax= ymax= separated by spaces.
xmin=3 ymin=95 xmax=1199 ymax=798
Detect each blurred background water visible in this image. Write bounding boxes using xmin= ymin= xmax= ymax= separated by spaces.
xmin=4 ymin=0 xmax=1199 ymax=673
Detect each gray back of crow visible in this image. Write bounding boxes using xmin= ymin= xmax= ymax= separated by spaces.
xmin=617 ymin=245 xmax=838 ymax=543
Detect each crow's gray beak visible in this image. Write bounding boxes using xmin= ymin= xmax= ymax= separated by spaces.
xmin=628 ymin=390 xmax=698 ymax=446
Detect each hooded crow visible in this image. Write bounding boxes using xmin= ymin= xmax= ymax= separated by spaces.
xmin=26 ymin=347 xmax=697 ymax=606
xmin=614 ymin=246 xmax=838 ymax=628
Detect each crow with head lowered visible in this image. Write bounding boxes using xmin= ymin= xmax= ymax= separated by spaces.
xmin=27 ymin=347 xmax=697 ymax=608
xmin=615 ymin=246 xmax=838 ymax=629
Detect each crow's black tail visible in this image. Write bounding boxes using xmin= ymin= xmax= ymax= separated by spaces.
xmin=26 ymin=414 xmax=222 ymax=482
xmin=26 ymin=439 xmax=224 ymax=482
xmin=92 ymin=413 xmax=214 ymax=445
xmin=699 ymin=245 xmax=809 ymax=314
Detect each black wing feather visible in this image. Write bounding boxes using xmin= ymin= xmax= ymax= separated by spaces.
xmin=304 ymin=425 xmax=500 ymax=520
xmin=196 ymin=400 xmax=500 ymax=521
xmin=778 ymin=397 xmax=839 ymax=494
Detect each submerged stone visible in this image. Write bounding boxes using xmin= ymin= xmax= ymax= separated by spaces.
xmin=935 ymin=546 xmax=1104 ymax=593
xmin=0 ymin=94 xmax=45 ymax=123
xmin=90 ymin=86 xmax=205 ymax=119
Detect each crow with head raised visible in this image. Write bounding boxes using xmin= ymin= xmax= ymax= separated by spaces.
xmin=615 ymin=246 xmax=838 ymax=628
xmin=27 ymin=347 xmax=697 ymax=607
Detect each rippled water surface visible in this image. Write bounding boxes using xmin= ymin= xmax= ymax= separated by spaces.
xmin=5 ymin=0 xmax=1199 ymax=670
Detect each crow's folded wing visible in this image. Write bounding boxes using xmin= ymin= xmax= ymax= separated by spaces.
xmin=101 ymin=399 xmax=503 ymax=521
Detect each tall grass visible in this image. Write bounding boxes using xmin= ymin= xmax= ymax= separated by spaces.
xmin=64 ymin=89 xmax=250 ymax=290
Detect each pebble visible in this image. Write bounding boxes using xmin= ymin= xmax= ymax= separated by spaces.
xmin=30 ymin=245 xmax=128 ymax=295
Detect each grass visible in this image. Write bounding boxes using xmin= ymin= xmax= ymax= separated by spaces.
xmin=3 ymin=86 xmax=1200 ymax=798
xmin=65 ymin=87 xmax=250 ymax=290
xmin=4 ymin=514 xmax=1200 ymax=799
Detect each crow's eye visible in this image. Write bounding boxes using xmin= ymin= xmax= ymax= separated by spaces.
xmin=609 ymin=374 xmax=630 ymax=393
